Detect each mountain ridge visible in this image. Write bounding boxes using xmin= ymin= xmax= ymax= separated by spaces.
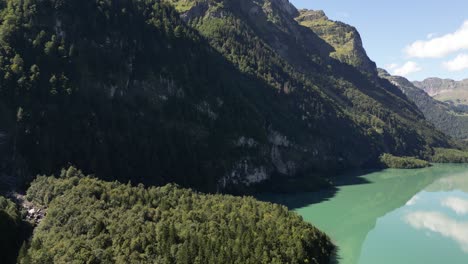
xmin=166 ymin=0 xmax=451 ymax=183
xmin=413 ymin=78 xmax=468 ymax=111
xmin=295 ymin=8 xmax=377 ymax=75
xmin=0 ymin=0 xmax=452 ymax=194
xmin=379 ymin=69 xmax=468 ymax=140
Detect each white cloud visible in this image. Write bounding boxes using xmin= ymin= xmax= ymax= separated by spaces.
xmin=405 ymin=195 xmax=420 ymax=206
xmin=426 ymin=32 xmax=438 ymax=39
xmin=442 ymin=197 xmax=468 ymax=215
xmin=405 ymin=211 xmax=468 ymax=252
xmin=405 ymin=20 xmax=468 ymax=58
xmin=443 ymin=54 xmax=468 ymax=72
xmin=389 ymin=61 xmax=422 ymax=76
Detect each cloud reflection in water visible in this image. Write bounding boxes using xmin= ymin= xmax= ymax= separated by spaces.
xmin=442 ymin=197 xmax=468 ymax=215
xmin=405 ymin=211 xmax=468 ymax=252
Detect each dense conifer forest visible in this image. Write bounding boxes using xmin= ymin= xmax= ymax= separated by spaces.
xmin=18 ymin=167 xmax=334 ymax=264
xmin=0 ymin=0 xmax=466 ymax=263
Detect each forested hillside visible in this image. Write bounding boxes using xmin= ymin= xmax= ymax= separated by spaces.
xmin=169 ymin=0 xmax=451 ymax=176
xmin=0 ymin=196 xmax=26 ymax=263
xmin=0 ymin=0 xmax=464 ymax=263
xmin=0 ymin=0 xmax=452 ymax=194
xmin=380 ymin=70 xmax=468 ymax=141
xmin=18 ymin=167 xmax=334 ymax=264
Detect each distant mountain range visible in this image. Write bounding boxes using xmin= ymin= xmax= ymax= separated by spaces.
xmin=414 ymin=78 xmax=468 ymax=111
xmin=380 ymin=71 xmax=468 ymax=141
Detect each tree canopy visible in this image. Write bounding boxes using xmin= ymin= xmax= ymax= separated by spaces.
xmin=21 ymin=167 xmax=335 ymax=264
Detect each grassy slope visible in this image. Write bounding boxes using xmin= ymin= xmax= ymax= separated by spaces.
xmin=295 ymin=9 xmax=376 ymax=75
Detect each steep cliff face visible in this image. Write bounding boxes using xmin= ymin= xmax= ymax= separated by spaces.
xmin=295 ymin=9 xmax=377 ymax=75
xmin=414 ymin=78 xmax=468 ymax=96
xmin=167 ymin=0 xmax=450 ymax=183
xmin=414 ymin=78 xmax=468 ymax=110
xmin=380 ymin=70 xmax=468 ymax=140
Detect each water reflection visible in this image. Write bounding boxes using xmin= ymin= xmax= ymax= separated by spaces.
xmin=441 ymin=197 xmax=468 ymax=215
xmin=425 ymin=169 xmax=468 ymax=192
xmin=359 ymin=165 xmax=468 ymax=264
xmin=405 ymin=211 xmax=468 ymax=252
xmin=260 ymin=164 xmax=468 ymax=264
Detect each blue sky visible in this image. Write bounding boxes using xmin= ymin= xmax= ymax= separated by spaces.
xmin=290 ymin=0 xmax=468 ymax=81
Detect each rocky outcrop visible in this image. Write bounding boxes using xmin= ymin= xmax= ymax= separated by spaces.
xmin=8 ymin=192 xmax=45 ymax=226
xmin=296 ymin=9 xmax=377 ymax=75
xmin=296 ymin=9 xmax=327 ymax=21
xmin=218 ymin=159 xmax=269 ymax=190
xmin=413 ymin=78 xmax=468 ymax=110
xmin=413 ymin=78 xmax=468 ymax=96
xmin=270 ymin=0 xmax=299 ymax=17
xmin=180 ymin=2 xmax=209 ymax=22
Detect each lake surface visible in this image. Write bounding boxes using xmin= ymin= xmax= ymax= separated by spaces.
xmin=260 ymin=164 xmax=468 ymax=264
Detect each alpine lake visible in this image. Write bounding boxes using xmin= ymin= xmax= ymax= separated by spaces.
xmin=260 ymin=164 xmax=468 ymax=264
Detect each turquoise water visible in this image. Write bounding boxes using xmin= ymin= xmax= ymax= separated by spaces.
xmin=261 ymin=164 xmax=468 ymax=264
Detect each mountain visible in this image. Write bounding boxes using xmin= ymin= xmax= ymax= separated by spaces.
xmin=379 ymin=70 xmax=468 ymax=141
xmin=414 ymin=78 xmax=468 ymax=111
xmin=295 ymin=9 xmax=377 ymax=76
xmin=170 ymin=1 xmax=452 ymax=162
xmin=0 ymin=0 xmax=452 ymax=193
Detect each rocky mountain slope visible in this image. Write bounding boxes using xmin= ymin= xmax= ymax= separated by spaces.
xmin=380 ymin=70 xmax=468 ymax=140
xmin=414 ymin=78 xmax=468 ymax=111
xmin=0 ymin=0 xmax=451 ymax=194
xmin=295 ymin=9 xmax=377 ymax=75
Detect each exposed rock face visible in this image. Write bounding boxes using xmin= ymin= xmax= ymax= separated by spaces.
xmin=297 ymin=9 xmax=327 ymax=21
xmin=270 ymin=0 xmax=299 ymax=17
xmin=8 ymin=192 xmax=45 ymax=226
xmin=218 ymin=159 xmax=269 ymax=190
xmin=180 ymin=2 xmax=209 ymax=22
xmin=413 ymin=78 xmax=468 ymax=96
xmin=268 ymin=130 xmax=296 ymax=175
xmin=296 ymin=9 xmax=377 ymax=75
xmin=413 ymin=78 xmax=468 ymax=110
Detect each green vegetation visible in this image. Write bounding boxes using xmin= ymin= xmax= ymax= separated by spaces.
xmin=430 ymin=148 xmax=468 ymax=163
xmin=169 ymin=0 xmax=196 ymax=12
xmin=379 ymin=153 xmax=431 ymax=169
xmin=20 ymin=167 xmax=334 ymax=264
xmin=176 ymin=0 xmax=450 ymax=162
xmin=296 ymin=9 xmax=376 ymax=74
xmin=0 ymin=196 xmax=24 ymax=263
xmin=380 ymin=71 xmax=468 ymax=141
xmin=0 ymin=0 xmax=287 ymax=192
xmin=0 ymin=0 xmax=453 ymax=194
